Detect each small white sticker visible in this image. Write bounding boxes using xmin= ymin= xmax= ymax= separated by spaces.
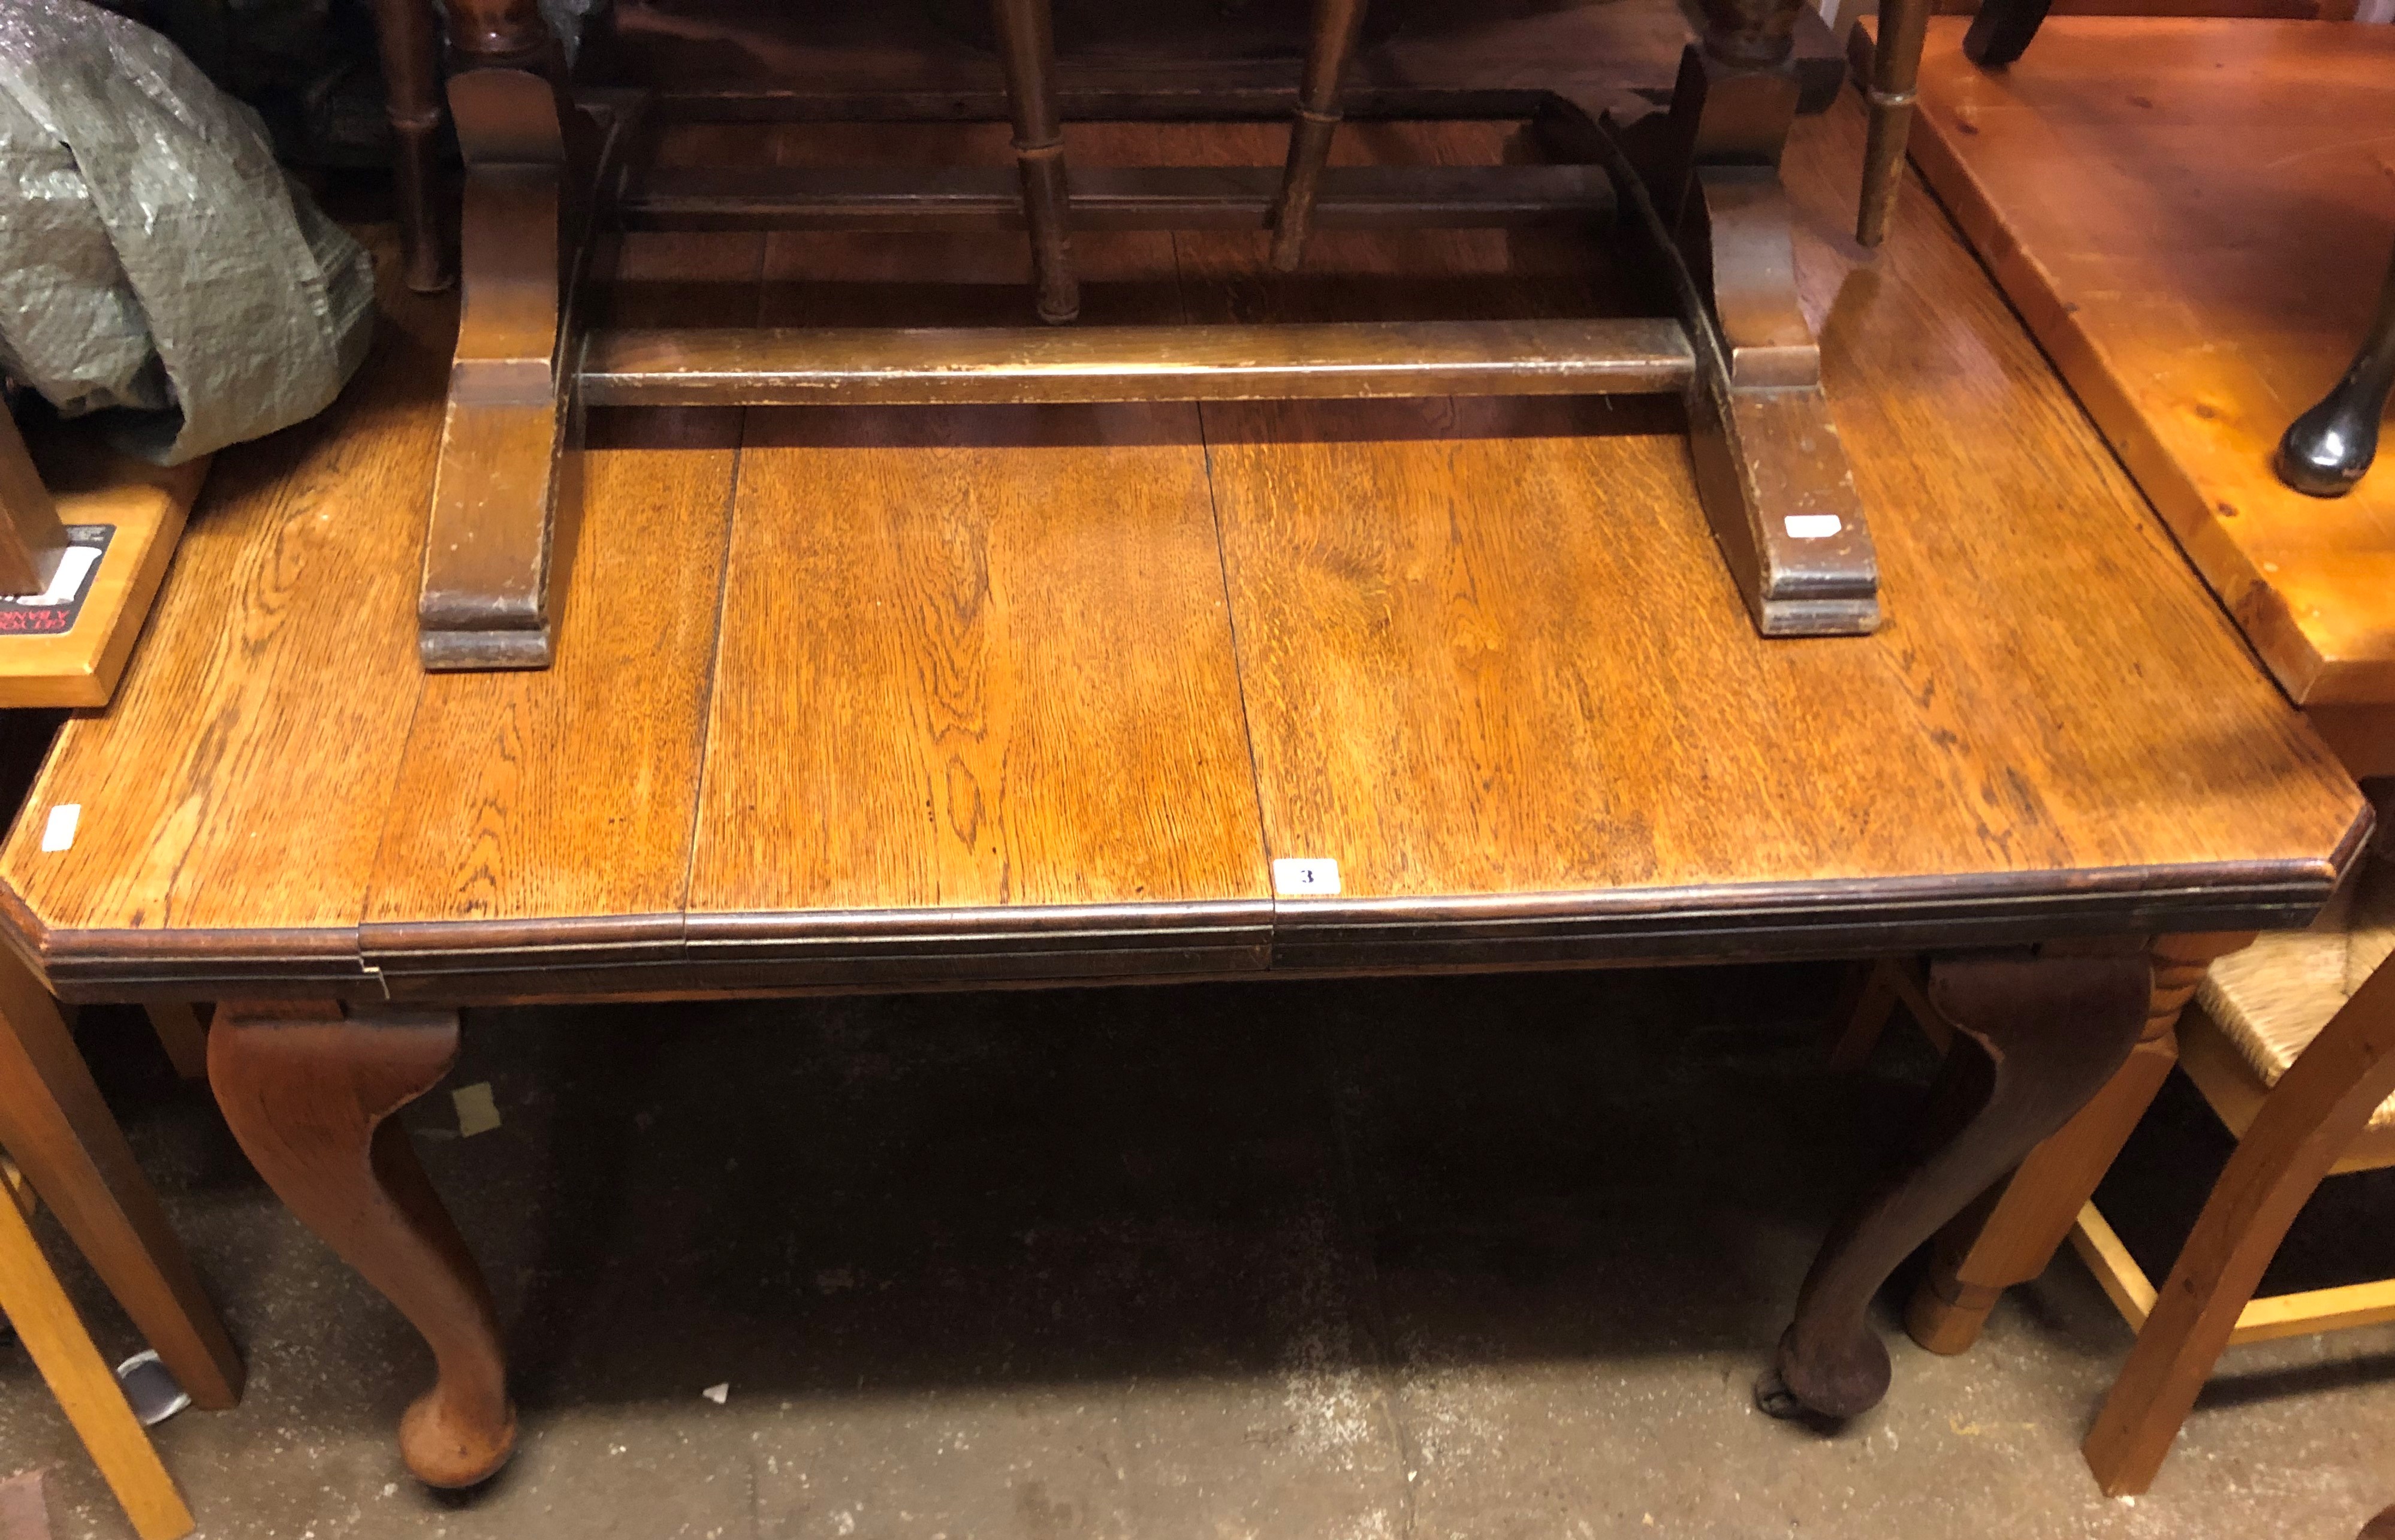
xmin=1273 ymin=857 xmax=1341 ymax=896
xmin=40 ymin=804 xmax=79 ymax=851
xmin=1784 ymin=514 xmax=1844 ymax=540
xmin=13 ymin=545 xmax=100 ymax=606
xmin=701 ymin=1382 xmax=730 ymax=1405
xmin=451 ymin=1082 xmax=502 ymax=1137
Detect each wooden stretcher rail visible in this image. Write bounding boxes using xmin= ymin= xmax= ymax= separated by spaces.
xmin=579 ymin=318 xmax=1697 ymax=407
xmin=614 ymin=164 xmax=1618 ymax=232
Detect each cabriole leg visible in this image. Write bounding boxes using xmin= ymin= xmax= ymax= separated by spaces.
xmin=1765 ymin=951 xmax=2150 ymax=1418
xmin=209 ymin=1002 xmax=514 ymax=1488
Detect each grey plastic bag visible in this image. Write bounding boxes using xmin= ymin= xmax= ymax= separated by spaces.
xmin=0 ymin=0 xmax=376 ymax=464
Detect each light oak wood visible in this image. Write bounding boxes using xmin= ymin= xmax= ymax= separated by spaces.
xmin=682 ymin=122 xmax=1271 ymax=971
xmin=2177 ymin=1001 xmax=2395 ymax=1176
xmin=2085 ymin=952 xmax=2395 ymax=1494
xmin=366 ymin=137 xmax=761 ymax=973
xmin=0 ymin=938 xmax=241 ymax=1409
xmin=1905 ymin=18 xmax=2395 ymax=707
xmin=0 ymin=110 xmax=2366 ymax=997
xmin=2068 ymin=1200 xmax=2395 ymax=1346
xmin=0 ymin=435 xmax=206 ymax=711
xmin=0 ymin=1159 xmax=194 ymax=1540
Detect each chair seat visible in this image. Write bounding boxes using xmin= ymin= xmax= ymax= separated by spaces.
xmin=2200 ymin=811 xmax=2395 ymax=1132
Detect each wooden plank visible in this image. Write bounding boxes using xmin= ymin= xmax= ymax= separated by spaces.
xmin=582 ymin=318 xmax=1696 ymax=407
xmin=0 ymin=437 xmax=204 ymax=710
xmin=616 ymin=163 xmax=1617 ymax=232
xmin=363 ymin=128 xmax=762 ymax=971
xmin=1905 ymin=18 xmax=2395 ymax=706
xmin=0 ymin=1166 xmax=194 ymax=1540
xmin=1188 ymin=110 xmax=2361 ymax=956
xmin=683 ymin=122 xmax=1271 ymax=967
xmin=0 ymin=231 xmax=440 ymax=964
xmin=0 ymin=941 xmax=241 ymax=1409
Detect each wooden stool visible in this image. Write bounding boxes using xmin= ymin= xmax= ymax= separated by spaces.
xmin=0 ymin=1155 xmax=194 ymax=1540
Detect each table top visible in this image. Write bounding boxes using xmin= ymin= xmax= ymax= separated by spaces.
xmin=1906 ymin=18 xmax=2395 ymax=711
xmin=0 ymin=100 xmax=2366 ymax=1004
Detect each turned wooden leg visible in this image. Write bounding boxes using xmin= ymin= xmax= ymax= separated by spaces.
xmin=1962 ymin=0 xmax=2053 ymax=67
xmin=2278 ymin=239 xmax=2395 ymax=498
xmin=0 ymin=1170 xmax=193 ymax=1540
xmin=1905 ymin=933 xmax=2252 ymax=1354
xmin=1267 ymin=0 xmax=1372 ymax=273
xmin=0 ymin=947 xmax=242 ymax=1410
xmin=1764 ymin=950 xmax=2150 ymax=1418
xmin=208 ymin=1002 xmax=514 ymax=1488
xmin=1854 ymin=0 xmax=1929 ymax=247
xmin=371 ymin=0 xmax=452 ymax=294
xmin=2083 ymin=956 xmax=2395 ymax=1496
xmin=989 ymin=0 xmax=1078 ymax=324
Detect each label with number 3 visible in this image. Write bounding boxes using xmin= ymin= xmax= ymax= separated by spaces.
xmin=1272 ymin=857 xmax=1341 ymax=896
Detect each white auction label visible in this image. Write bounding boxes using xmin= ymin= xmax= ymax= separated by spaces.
xmin=40 ymin=804 xmax=79 ymax=851
xmin=1784 ymin=514 xmax=1844 ymax=540
xmin=1272 ymin=857 xmax=1340 ymax=896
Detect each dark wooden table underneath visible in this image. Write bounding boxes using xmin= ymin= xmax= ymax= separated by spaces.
xmin=0 ymin=101 xmax=2366 ymax=1488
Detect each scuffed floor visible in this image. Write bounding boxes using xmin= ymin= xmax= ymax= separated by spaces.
xmin=4 ymin=964 xmax=2393 ymax=1539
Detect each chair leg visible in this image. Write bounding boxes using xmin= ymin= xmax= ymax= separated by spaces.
xmin=1854 ymin=0 xmax=1929 ymax=247
xmin=1268 ymin=0 xmax=1372 ymax=273
xmin=989 ymin=0 xmax=1078 ymax=324
xmin=0 ymin=950 xmax=242 ymax=1409
xmin=2084 ymin=954 xmax=2395 ymax=1496
xmin=0 ymin=1169 xmax=194 ymax=1540
xmin=1962 ymin=0 xmax=2053 ymax=67
xmin=1826 ymin=958 xmax=1910 ymax=1072
xmin=1904 ymin=932 xmax=2249 ymax=1354
xmin=144 ymin=1005 xmax=209 ymax=1083
xmin=2277 ymin=237 xmax=2395 ymax=497
xmin=371 ymin=0 xmax=452 ymax=294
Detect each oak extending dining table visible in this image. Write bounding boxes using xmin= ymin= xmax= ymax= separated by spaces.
xmin=0 ymin=98 xmax=2368 ymax=1491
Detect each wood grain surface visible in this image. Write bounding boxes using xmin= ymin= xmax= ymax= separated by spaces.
xmin=1904 ymin=19 xmax=2395 ymax=706
xmin=0 ymin=102 xmax=2366 ymax=997
xmin=1200 ymin=107 xmax=2363 ymax=958
xmin=364 ymin=128 xmax=760 ymax=974
xmin=683 ymin=123 xmax=1272 ymax=972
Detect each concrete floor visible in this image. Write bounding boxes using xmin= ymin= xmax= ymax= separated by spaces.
xmin=4 ymin=964 xmax=2394 ymax=1539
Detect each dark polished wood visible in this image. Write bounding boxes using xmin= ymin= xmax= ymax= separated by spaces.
xmin=1768 ymin=951 xmax=2152 ymax=1417
xmin=370 ymin=0 xmax=452 ymax=292
xmin=2278 ymin=240 xmax=2395 ymax=497
xmin=614 ymin=163 xmax=1617 ymax=233
xmin=990 ymin=0 xmax=1079 ymax=323
xmin=1854 ymin=0 xmax=1931 ymax=247
xmin=1963 ymin=0 xmax=2055 ymax=66
xmin=208 ymin=1003 xmax=514 ymax=1488
xmin=581 ymin=319 xmax=1697 ymax=407
xmin=391 ymin=0 xmax=1877 ymax=658
xmin=1268 ymin=0 xmax=1374 ymax=273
